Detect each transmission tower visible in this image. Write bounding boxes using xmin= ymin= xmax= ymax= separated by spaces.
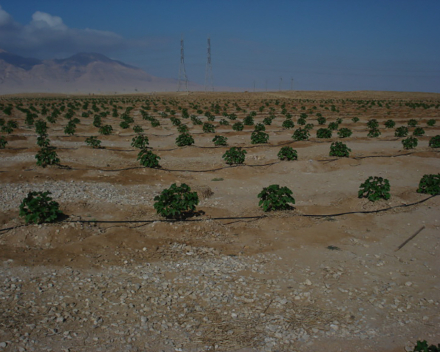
xmin=178 ymin=35 xmax=188 ymax=92
xmin=204 ymin=36 xmax=214 ymax=92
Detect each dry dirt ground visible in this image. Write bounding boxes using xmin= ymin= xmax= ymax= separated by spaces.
xmin=0 ymin=91 xmax=439 ymax=352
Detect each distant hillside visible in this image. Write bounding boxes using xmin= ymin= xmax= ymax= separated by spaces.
xmin=0 ymin=51 xmax=202 ymax=94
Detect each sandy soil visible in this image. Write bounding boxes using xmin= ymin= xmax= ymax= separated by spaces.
xmin=0 ymin=91 xmax=439 ymax=352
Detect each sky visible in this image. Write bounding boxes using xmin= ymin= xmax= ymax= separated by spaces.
xmin=0 ymin=0 xmax=439 ymax=92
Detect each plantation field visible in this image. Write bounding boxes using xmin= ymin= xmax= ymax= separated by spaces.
xmin=0 ymin=91 xmax=440 ymax=352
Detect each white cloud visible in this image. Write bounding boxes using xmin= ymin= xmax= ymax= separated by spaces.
xmin=30 ymin=11 xmax=67 ymax=30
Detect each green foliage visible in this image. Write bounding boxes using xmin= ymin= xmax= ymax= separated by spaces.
xmin=35 ymin=119 xmax=48 ymax=136
xmin=258 ymin=185 xmax=295 ymax=212
xmin=316 ymin=128 xmax=332 ymax=138
xmin=292 ymin=128 xmax=310 ymax=141
xmin=384 ymin=119 xmax=396 ymax=128
xmin=85 ymin=136 xmax=102 ymax=149
xmin=352 ymin=117 xmax=359 ymax=123
xmin=402 ymin=136 xmax=418 ymax=149
xmin=99 ymin=125 xmax=113 ymax=135
xmin=153 ymin=183 xmax=199 ymax=219
xmin=417 ymin=174 xmax=440 ymax=196
xmin=191 ymin=115 xmax=202 ymax=125
xmin=222 ymin=147 xmax=247 ymax=165
xmin=251 ymin=131 xmax=269 ymax=144
xmin=232 ymin=121 xmax=244 ymax=131
xmin=427 ymin=119 xmax=436 ymax=127
xmin=412 ymin=340 xmax=440 ymax=352
xmin=282 ymin=119 xmax=295 ymax=129
xmin=243 ymin=115 xmax=254 ymax=126
xmin=337 ymin=128 xmax=352 ymax=138
xmin=176 ymin=133 xmax=194 ymax=147
xmin=328 ymin=122 xmax=339 ymax=131
xmin=35 ymin=147 xmax=60 ymax=168
xmin=150 ymin=119 xmax=160 ymax=127
xmin=304 ymin=123 xmax=314 ymax=131
xmin=413 ymin=127 xmax=425 ymax=136
xmin=170 ymin=117 xmax=181 ymax=126
xmin=408 ymin=119 xmax=418 ymax=127
xmin=277 ymin=146 xmax=298 ymax=161
xmin=19 ymin=191 xmax=63 ymax=224
xmin=212 ymin=135 xmax=228 ymax=146
xmin=0 ymin=136 xmax=7 ymax=149
xmin=219 ymin=119 xmax=229 ymax=126
xmin=177 ymin=124 xmax=189 ymax=133
xmin=119 ymin=121 xmax=130 ymax=129
xmin=395 ymin=126 xmax=409 ymax=137
xmin=133 ymin=125 xmax=144 ymax=133
xmin=36 ymin=135 xmax=50 ymax=147
xmin=93 ymin=115 xmax=102 ymax=127
xmin=429 ymin=135 xmax=440 ymax=148
xmin=367 ymin=119 xmax=379 ymax=129
xmin=64 ymin=121 xmax=76 ymax=135
xmin=137 ymin=149 xmax=161 ymax=168
xmin=254 ymin=123 xmax=266 ymax=132
xmin=329 ymin=141 xmax=351 ymax=157
xmin=358 ymin=176 xmax=390 ymax=202
xmin=317 ymin=116 xmax=326 ymax=125
xmin=368 ymin=128 xmax=381 ymax=138
xmin=131 ymin=135 xmax=149 ymax=149
xmin=203 ymin=122 xmax=215 ymax=133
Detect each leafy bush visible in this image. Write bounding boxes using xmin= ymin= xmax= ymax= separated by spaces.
xmin=329 ymin=141 xmax=351 ymax=157
xmin=176 ymin=133 xmax=194 ymax=147
xmin=131 ymin=135 xmax=149 ymax=149
xmin=36 ymin=135 xmax=50 ymax=147
xmin=93 ymin=116 xmax=102 ymax=127
xmin=368 ymin=128 xmax=381 ymax=138
xmin=137 ymin=149 xmax=161 ymax=168
xmin=277 ymin=146 xmax=298 ymax=161
xmin=35 ymin=120 xmax=48 ymax=136
xmin=317 ymin=116 xmax=326 ymax=125
xmin=258 ymin=185 xmax=295 ymax=212
xmin=219 ymin=119 xmax=229 ymax=126
xmin=412 ymin=340 xmax=440 ymax=352
xmin=328 ymin=122 xmax=339 ymax=131
xmin=177 ymin=124 xmax=189 ymax=133
xmin=35 ymin=147 xmax=60 ymax=168
xmin=99 ymin=125 xmax=113 ymax=135
xmin=19 ymin=191 xmax=63 ymax=224
xmin=417 ymin=174 xmax=440 ymax=195
xmin=203 ymin=122 xmax=215 ymax=133
xmin=263 ymin=117 xmax=272 ymax=125
xmin=292 ymin=128 xmax=310 ymax=141
xmin=395 ymin=126 xmax=408 ymax=137
xmin=402 ymin=136 xmax=418 ymax=149
xmin=352 ymin=117 xmax=359 ymax=123
xmin=337 ymin=128 xmax=352 ymax=138
xmin=254 ymin=123 xmax=265 ymax=132
xmin=150 ymin=119 xmax=160 ymax=127
xmin=154 ymin=183 xmax=199 ymax=219
xmin=316 ymin=128 xmax=332 ymax=138
xmin=282 ymin=119 xmax=295 ymax=129
xmin=413 ymin=127 xmax=425 ymax=136
xmin=429 ymin=135 xmax=440 ymax=148
xmin=85 ymin=136 xmax=102 ymax=149
xmin=119 ymin=121 xmax=130 ymax=129
xmin=297 ymin=117 xmax=306 ymax=126
xmin=408 ymin=119 xmax=418 ymax=127
xmin=358 ymin=176 xmax=390 ymax=202
xmin=170 ymin=117 xmax=181 ymax=126
xmin=0 ymin=136 xmax=7 ymax=149
xmin=232 ymin=121 xmax=244 ymax=131
xmin=251 ymin=131 xmax=269 ymax=144
xmin=243 ymin=115 xmax=254 ymax=126
xmin=367 ymin=119 xmax=379 ymax=129
xmin=212 ymin=135 xmax=228 ymax=146
xmin=336 ymin=117 xmax=343 ymax=124
xmin=384 ymin=119 xmax=396 ymax=128
xmin=191 ymin=115 xmax=202 ymax=125
xmin=133 ymin=125 xmax=144 ymax=133
xmin=222 ymin=147 xmax=247 ymax=165
xmin=305 ymin=123 xmax=314 ymax=131
xmin=427 ymin=119 xmax=436 ymax=126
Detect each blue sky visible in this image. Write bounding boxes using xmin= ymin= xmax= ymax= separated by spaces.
xmin=0 ymin=0 xmax=439 ymax=92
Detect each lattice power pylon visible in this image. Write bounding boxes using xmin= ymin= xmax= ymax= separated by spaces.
xmin=178 ymin=36 xmax=188 ymax=92
xmin=204 ymin=36 xmax=214 ymax=92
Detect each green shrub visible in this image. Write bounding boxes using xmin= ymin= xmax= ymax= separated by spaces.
xmin=176 ymin=133 xmax=194 ymax=147
xmin=395 ymin=126 xmax=409 ymax=137
xmin=336 ymin=117 xmax=343 ymax=124
xmin=427 ymin=119 xmax=436 ymax=127
xmin=203 ymin=122 xmax=215 ymax=133
xmin=243 ymin=115 xmax=254 ymax=126
xmin=131 ymin=135 xmax=149 ymax=149
xmin=367 ymin=119 xmax=379 ymax=129
xmin=251 ymin=131 xmax=269 ymax=144
xmin=191 ymin=116 xmax=202 ymax=125
xmin=222 ymin=147 xmax=247 ymax=165
xmin=212 ymin=135 xmax=228 ymax=146
xmin=36 ymin=135 xmax=50 ymax=147
xmin=317 ymin=116 xmax=326 ymax=125
xmin=137 ymin=149 xmax=161 ymax=168
xmin=282 ymin=119 xmax=295 ymax=129
xmin=133 ymin=125 xmax=144 ymax=133
xmin=408 ymin=119 xmax=418 ymax=127
xmin=85 ymin=136 xmax=102 ymax=149
xmin=412 ymin=340 xmax=440 ymax=352
xmin=93 ymin=116 xmax=102 ymax=127
xmin=352 ymin=117 xmax=359 ymax=123
xmin=292 ymin=128 xmax=310 ymax=141
xmin=304 ymin=123 xmax=314 ymax=131
xmin=402 ymin=136 xmax=418 ymax=149
xmin=429 ymin=135 xmax=440 ymax=148
xmin=277 ymin=146 xmax=297 ymax=161
xmin=99 ymin=125 xmax=113 ymax=135
xmin=219 ymin=119 xmax=229 ymax=126
xmin=119 ymin=121 xmax=130 ymax=129
xmin=150 ymin=119 xmax=160 ymax=127
xmin=170 ymin=117 xmax=181 ymax=126
xmin=328 ymin=122 xmax=339 ymax=131
xmin=337 ymin=128 xmax=352 ymax=138
xmin=297 ymin=117 xmax=306 ymax=126
xmin=19 ymin=191 xmax=63 ymax=224
xmin=413 ymin=127 xmax=425 ymax=136
xmin=417 ymin=174 xmax=440 ymax=196
xmin=263 ymin=117 xmax=272 ymax=125
xmin=329 ymin=141 xmax=351 ymax=157
xmin=232 ymin=121 xmax=244 ymax=131
xmin=35 ymin=147 xmax=60 ymax=168
xmin=254 ymin=123 xmax=265 ymax=132
xmin=177 ymin=124 xmax=189 ymax=133
xmin=64 ymin=121 xmax=76 ymax=135
xmin=316 ymin=128 xmax=332 ymax=138
xmin=35 ymin=119 xmax=48 ymax=136
xmin=368 ymin=128 xmax=381 ymax=138
xmin=0 ymin=136 xmax=7 ymax=149
xmin=384 ymin=120 xmax=396 ymax=128
xmin=258 ymin=185 xmax=295 ymax=212
xmin=154 ymin=183 xmax=199 ymax=219
xmin=358 ymin=176 xmax=390 ymax=202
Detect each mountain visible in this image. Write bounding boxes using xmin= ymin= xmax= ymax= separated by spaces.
xmin=0 ymin=51 xmax=201 ymax=94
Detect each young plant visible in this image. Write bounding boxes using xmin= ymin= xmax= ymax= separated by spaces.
xmin=85 ymin=136 xmax=102 ymax=149
xmin=251 ymin=131 xmax=269 ymax=144
xmin=154 ymin=183 xmax=199 ymax=219
xmin=316 ymin=128 xmax=332 ymax=139
xmin=305 ymin=123 xmax=314 ymax=131
xmin=384 ymin=119 xmax=396 ymax=128
xmin=243 ymin=115 xmax=254 ymax=126
xmin=131 ymin=135 xmax=149 ymax=149
xmin=35 ymin=119 xmax=48 ymax=136
xmin=219 ymin=119 xmax=229 ymax=126
xmin=232 ymin=121 xmax=244 ymax=131
xmin=277 ymin=146 xmax=298 ymax=161
xmin=37 ymin=135 xmax=50 ymax=147
xmin=297 ymin=117 xmax=307 ymax=126
xmin=317 ymin=116 xmax=326 ymax=125
xmin=368 ymin=128 xmax=381 ymax=138
xmin=429 ymin=135 xmax=440 ymax=148
xmin=329 ymin=141 xmax=351 ymax=157
xmin=254 ymin=123 xmax=266 ymax=132
xmin=367 ymin=119 xmax=379 ymax=129
xmin=402 ymin=136 xmax=418 ymax=149
xmin=417 ymin=174 xmax=440 ymax=195
xmin=427 ymin=119 xmax=436 ymax=126
xmin=133 ymin=125 xmax=144 ymax=133
xmin=0 ymin=136 xmax=7 ymax=149
xmin=19 ymin=191 xmax=63 ymax=224
xmin=282 ymin=119 xmax=295 ymax=129
xmin=64 ymin=121 xmax=76 ymax=136
xmin=352 ymin=117 xmax=359 ymax=123
xmin=137 ymin=149 xmax=161 ymax=168
xmin=337 ymin=128 xmax=352 ymax=138
xmin=176 ymin=133 xmax=194 ymax=147
xmin=35 ymin=147 xmax=60 ymax=168
xmin=358 ymin=176 xmax=390 ymax=202
xmin=177 ymin=124 xmax=189 ymax=133
xmin=212 ymin=135 xmax=228 ymax=146
xmin=202 ymin=122 xmax=215 ymax=133
xmin=328 ymin=122 xmax=339 ymax=131
xmin=413 ymin=127 xmax=425 ymax=136
xmin=412 ymin=340 xmax=440 ymax=352
xmin=292 ymin=128 xmax=310 ymax=141
xmin=119 ymin=121 xmax=130 ymax=129
xmin=99 ymin=125 xmax=113 ymax=135
xmin=395 ymin=126 xmax=409 ymax=137
xmin=258 ymin=185 xmax=295 ymax=212
xmin=408 ymin=119 xmax=418 ymax=127
xmin=222 ymin=147 xmax=247 ymax=165
xmin=263 ymin=117 xmax=273 ymax=125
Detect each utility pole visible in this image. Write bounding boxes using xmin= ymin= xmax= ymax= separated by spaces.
xmin=290 ymin=77 xmax=294 ymax=91
xmin=253 ymin=80 xmax=256 ymax=92
xmin=177 ymin=35 xmax=188 ymax=92
xmin=279 ymin=77 xmax=283 ymax=91
xmin=204 ymin=36 xmax=214 ymax=92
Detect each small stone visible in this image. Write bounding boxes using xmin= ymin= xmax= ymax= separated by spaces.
xmin=405 ymin=282 xmax=413 ymax=287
